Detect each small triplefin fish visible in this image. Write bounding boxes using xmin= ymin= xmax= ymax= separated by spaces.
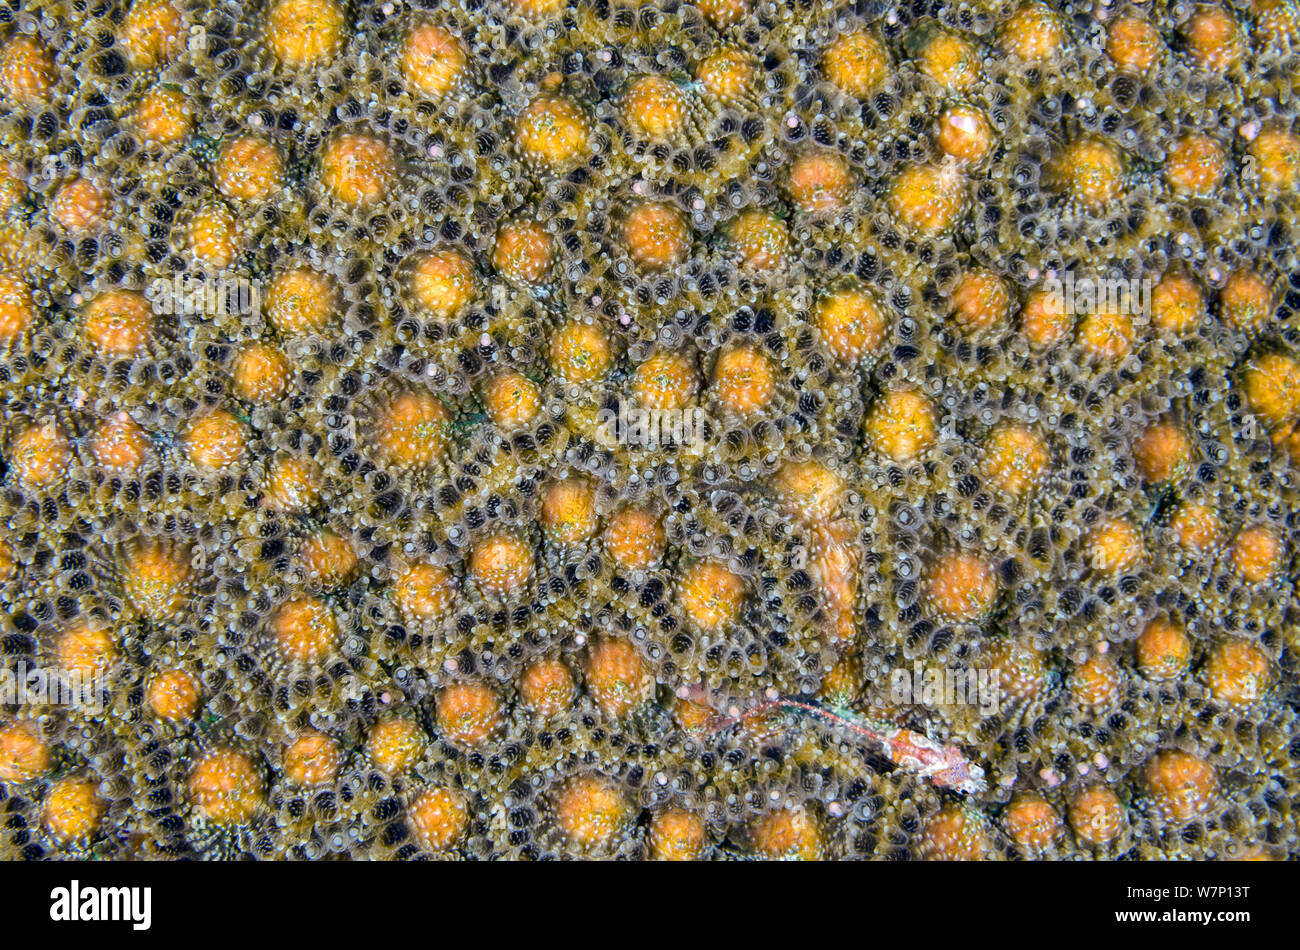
xmin=710 ymin=697 xmax=988 ymax=795
xmin=809 ymin=519 xmax=861 ymax=647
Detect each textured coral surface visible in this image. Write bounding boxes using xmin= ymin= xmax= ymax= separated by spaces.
xmin=1 ymin=0 xmax=1299 ymax=860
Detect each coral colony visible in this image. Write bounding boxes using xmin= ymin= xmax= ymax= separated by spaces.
xmin=0 ymin=0 xmax=1297 ymax=860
